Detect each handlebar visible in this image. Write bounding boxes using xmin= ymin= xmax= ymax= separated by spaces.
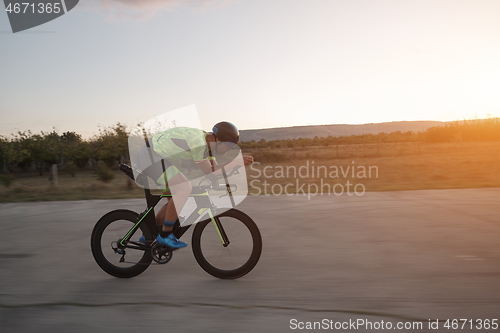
xmin=200 ymin=183 xmax=238 ymax=192
xmin=198 ymin=165 xmax=241 ymax=192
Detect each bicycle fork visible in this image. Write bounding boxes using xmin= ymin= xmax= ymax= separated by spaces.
xmin=200 ymin=208 xmax=230 ymax=247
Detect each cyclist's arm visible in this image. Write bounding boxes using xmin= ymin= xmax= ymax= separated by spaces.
xmin=196 ymin=159 xmax=226 ymax=175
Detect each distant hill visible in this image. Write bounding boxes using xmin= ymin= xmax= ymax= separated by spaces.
xmin=239 ymin=121 xmax=446 ymax=142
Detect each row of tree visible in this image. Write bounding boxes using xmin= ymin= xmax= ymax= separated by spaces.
xmin=240 ymin=118 xmax=500 ymax=149
xmin=239 ymin=130 xmax=419 ymax=149
xmin=1 ymin=118 xmax=499 ymax=174
xmin=0 ymin=124 xmax=129 ymax=174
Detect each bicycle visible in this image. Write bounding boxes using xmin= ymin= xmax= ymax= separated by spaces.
xmin=91 ymin=164 xmax=262 ymax=279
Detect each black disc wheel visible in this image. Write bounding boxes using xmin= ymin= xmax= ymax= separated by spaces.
xmin=91 ymin=210 xmax=153 ymax=278
xmin=192 ymin=209 xmax=262 ymax=279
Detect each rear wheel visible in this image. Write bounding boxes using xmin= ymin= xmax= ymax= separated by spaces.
xmin=192 ymin=209 xmax=262 ymax=279
xmin=91 ymin=210 xmax=153 ymax=278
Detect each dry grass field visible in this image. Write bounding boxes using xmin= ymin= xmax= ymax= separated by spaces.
xmin=1 ymin=141 xmax=499 ymax=202
xmin=245 ymin=141 xmax=500 ymax=194
xmin=0 ymin=170 xmax=145 ymax=203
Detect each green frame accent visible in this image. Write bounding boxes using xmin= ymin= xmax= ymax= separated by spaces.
xmin=207 ymin=208 xmax=225 ymax=245
xmin=119 ymin=207 xmax=154 ymax=246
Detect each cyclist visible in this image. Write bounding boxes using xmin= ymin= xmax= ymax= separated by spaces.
xmin=136 ymin=121 xmax=253 ymax=249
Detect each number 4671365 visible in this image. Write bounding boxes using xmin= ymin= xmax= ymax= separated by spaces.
xmin=5 ymin=2 xmax=62 ymax=14
xmin=444 ymin=319 xmax=498 ymax=330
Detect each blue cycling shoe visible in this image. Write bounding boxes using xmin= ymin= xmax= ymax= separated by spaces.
xmin=138 ymin=235 xmax=146 ymax=244
xmin=156 ymin=233 xmax=188 ymax=249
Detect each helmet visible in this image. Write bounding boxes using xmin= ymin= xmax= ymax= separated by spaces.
xmin=212 ymin=121 xmax=239 ymax=144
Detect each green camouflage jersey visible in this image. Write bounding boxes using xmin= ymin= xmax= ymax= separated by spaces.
xmin=150 ymin=127 xmax=210 ymax=188
xmin=151 ymin=127 xmax=209 ymax=162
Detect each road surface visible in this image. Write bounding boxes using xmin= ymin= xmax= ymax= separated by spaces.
xmin=1 ymin=188 xmax=499 ymax=332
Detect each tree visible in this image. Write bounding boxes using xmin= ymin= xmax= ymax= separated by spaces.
xmin=60 ymin=131 xmax=90 ymax=169
xmin=91 ymin=123 xmax=129 ymax=167
xmin=0 ymin=133 xmax=31 ymax=173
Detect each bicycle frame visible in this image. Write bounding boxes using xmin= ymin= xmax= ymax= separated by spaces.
xmin=118 ymin=186 xmax=230 ymax=250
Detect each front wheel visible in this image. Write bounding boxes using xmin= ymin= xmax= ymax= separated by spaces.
xmin=91 ymin=210 xmax=153 ymax=278
xmin=192 ymin=209 xmax=262 ymax=279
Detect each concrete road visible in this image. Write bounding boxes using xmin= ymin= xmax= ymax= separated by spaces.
xmin=1 ymin=189 xmax=499 ymax=332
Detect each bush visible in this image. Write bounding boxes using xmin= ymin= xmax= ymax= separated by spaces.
xmin=0 ymin=174 xmax=14 ymax=188
xmin=95 ymin=164 xmax=114 ymax=183
xmin=66 ymin=164 xmax=76 ymax=177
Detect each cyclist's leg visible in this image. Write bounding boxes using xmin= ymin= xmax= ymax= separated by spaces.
xmin=155 ymin=193 xmax=169 ymax=228
xmin=162 ymin=172 xmax=191 ymax=231
xmin=155 ymin=169 xmax=192 ymax=248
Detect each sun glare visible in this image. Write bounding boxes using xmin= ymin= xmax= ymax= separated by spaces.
xmin=466 ymin=59 xmax=500 ymax=106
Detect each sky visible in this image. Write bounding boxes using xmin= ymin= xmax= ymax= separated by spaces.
xmin=1 ymin=0 xmax=500 ymax=138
